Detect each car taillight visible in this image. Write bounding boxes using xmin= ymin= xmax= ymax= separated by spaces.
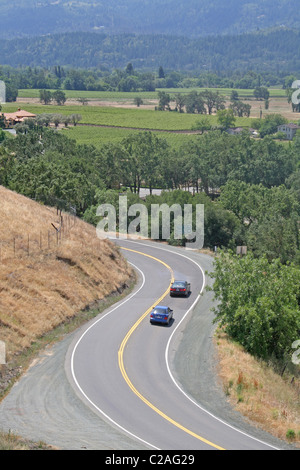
xmin=170 ymin=288 xmax=175 ymax=291
xmin=180 ymin=288 xmax=186 ymax=291
xmin=164 ymin=316 xmax=168 ymax=320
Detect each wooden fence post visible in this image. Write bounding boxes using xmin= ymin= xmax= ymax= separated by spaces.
xmin=0 ymin=340 xmax=6 ymax=378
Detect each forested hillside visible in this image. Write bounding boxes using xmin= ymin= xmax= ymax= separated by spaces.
xmin=1 ymin=29 xmax=300 ymax=74
xmin=1 ymin=126 xmax=300 ymax=262
xmin=0 ymin=0 xmax=299 ymax=38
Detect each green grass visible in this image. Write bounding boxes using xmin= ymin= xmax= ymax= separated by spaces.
xmin=160 ymin=87 xmax=287 ymax=98
xmin=66 ymin=125 xmax=194 ymax=149
xmin=18 ymin=89 xmax=159 ymax=101
xmin=18 ymin=87 xmax=287 ymax=100
xmin=65 ymin=125 xmax=142 ymax=146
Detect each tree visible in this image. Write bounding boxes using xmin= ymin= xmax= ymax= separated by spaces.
xmin=246 ymin=212 xmax=299 ymax=264
xmin=134 ymin=97 xmax=143 ymax=107
xmin=52 ymin=90 xmax=66 ymax=105
xmin=121 ymin=132 xmax=168 ymax=194
xmin=39 ymin=89 xmax=52 ymax=105
xmin=118 ymin=76 xmax=138 ymax=92
xmin=157 ymin=91 xmax=171 ymax=111
xmin=253 ymin=86 xmax=270 ymax=101
xmin=209 ymin=251 xmax=300 ymax=360
xmin=185 ymin=91 xmax=206 ymax=114
xmin=125 ymin=62 xmax=134 ymax=75
xmin=77 ymin=97 xmax=88 ymax=106
xmin=174 ymin=93 xmax=185 ymax=113
xmin=51 ymin=113 xmax=62 ymax=128
xmin=62 ymin=115 xmax=71 ymax=127
xmin=160 ymin=150 xmax=189 ymax=190
xmin=201 ymin=90 xmax=225 ymax=114
xmin=158 ymin=66 xmax=165 ymax=79
xmin=230 ymin=90 xmax=239 ymax=101
xmin=219 ymin=181 xmax=300 ymax=263
xmin=5 ymin=82 xmax=18 ymax=102
xmin=63 ymin=69 xmax=86 ymax=90
xmin=70 ymin=114 xmax=82 ymax=126
xmin=191 ymin=116 xmax=211 ymax=134
xmin=37 ymin=113 xmax=52 ymax=127
xmin=95 ymin=143 xmax=124 ymax=189
xmin=258 ymin=113 xmax=287 ymax=138
xmin=0 ymin=105 xmax=6 ymax=129
xmin=230 ymin=101 xmax=251 ymax=117
xmin=0 ymin=145 xmax=13 ymax=184
xmin=217 ymin=109 xmax=236 ymax=129
xmin=220 ymin=181 xmax=299 ymax=225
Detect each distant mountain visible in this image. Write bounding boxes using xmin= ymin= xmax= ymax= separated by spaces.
xmin=0 ymin=0 xmax=300 ymax=39
xmin=1 ymin=29 xmax=300 ymax=74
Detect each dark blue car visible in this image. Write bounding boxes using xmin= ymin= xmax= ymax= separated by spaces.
xmin=170 ymin=280 xmax=191 ymax=297
xmin=150 ymin=305 xmax=173 ymax=325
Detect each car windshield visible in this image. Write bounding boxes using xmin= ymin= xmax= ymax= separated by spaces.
xmin=172 ymin=282 xmax=185 ymax=287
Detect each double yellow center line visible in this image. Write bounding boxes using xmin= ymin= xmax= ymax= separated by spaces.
xmin=118 ymin=247 xmax=224 ymax=450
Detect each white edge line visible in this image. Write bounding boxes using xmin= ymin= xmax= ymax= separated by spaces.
xmin=123 ymin=239 xmax=280 ymax=450
xmin=69 ymin=261 xmax=160 ymax=450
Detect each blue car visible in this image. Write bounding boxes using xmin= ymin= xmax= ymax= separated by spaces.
xmin=150 ymin=305 xmax=173 ymax=325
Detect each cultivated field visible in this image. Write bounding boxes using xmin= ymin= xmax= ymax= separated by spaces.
xmin=2 ymin=86 xmax=297 ymax=148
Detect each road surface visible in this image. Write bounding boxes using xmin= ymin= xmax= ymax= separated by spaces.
xmin=0 ymin=240 xmax=291 ymax=450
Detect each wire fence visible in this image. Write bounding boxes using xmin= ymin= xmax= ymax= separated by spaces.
xmin=0 ymin=206 xmax=78 ymax=263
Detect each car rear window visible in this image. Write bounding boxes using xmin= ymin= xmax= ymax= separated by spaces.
xmin=153 ymin=307 xmax=166 ymax=313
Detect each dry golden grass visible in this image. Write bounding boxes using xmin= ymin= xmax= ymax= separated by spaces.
xmin=246 ymin=96 xmax=300 ymax=121
xmin=214 ymin=328 xmax=300 ymax=447
xmin=0 ymin=186 xmax=133 ymax=359
xmin=0 ymin=430 xmax=56 ymax=450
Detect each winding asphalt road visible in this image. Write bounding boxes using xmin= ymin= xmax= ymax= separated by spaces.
xmin=0 ymin=239 xmax=291 ymax=450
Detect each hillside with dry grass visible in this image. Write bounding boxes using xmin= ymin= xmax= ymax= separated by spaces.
xmin=215 ymin=329 xmax=300 ymax=447
xmin=0 ymin=185 xmax=133 ymax=360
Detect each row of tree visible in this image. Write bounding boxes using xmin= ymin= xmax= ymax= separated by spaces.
xmin=157 ymin=89 xmax=253 ymax=117
xmin=39 ymin=89 xmax=67 ymax=105
xmin=0 ymin=63 xmax=298 ymax=98
xmin=96 ymin=130 xmax=296 ymax=194
xmin=1 ymin=126 xmax=299 ymax=243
